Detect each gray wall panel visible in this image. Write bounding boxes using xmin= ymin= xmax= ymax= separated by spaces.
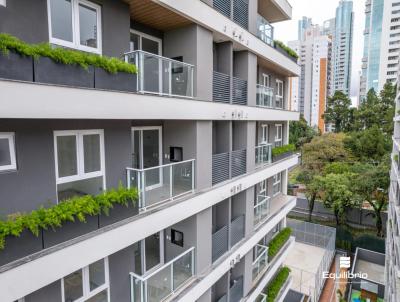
xmin=25 ymin=281 xmax=62 ymax=302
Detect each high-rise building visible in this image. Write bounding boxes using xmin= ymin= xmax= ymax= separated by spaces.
xmin=379 ymin=0 xmax=400 ymax=90
xmin=298 ymin=16 xmax=313 ymax=41
xmin=360 ymin=0 xmax=384 ymax=101
xmin=386 ymin=66 xmax=400 ymax=302
xmin=332 ymin=0 xmax=354 ymax=96
xmin=0 ymin=0 xmax=300 ymax=301
xmin=289 ymin=26 xmax=332 ymax=133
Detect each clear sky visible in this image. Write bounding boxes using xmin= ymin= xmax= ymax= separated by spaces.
xmin=274 ymin=0 xmax=365 ymax=101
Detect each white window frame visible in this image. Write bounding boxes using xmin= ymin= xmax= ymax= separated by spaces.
xmin=61 ymin=258 xmax=110 ymax=302
xmin=47 ymin=0 xmax=102 ymax=54
xmin=130 ymin=29 xmax=163 ymax=55
xmin=273 ymin=173 xmax=281 ymax=196
xmin=276 ymin=79 xmax=284 ymax=108
xmin=54 ymin=129 xmax=105 ymax=186
xmin=0 ymin=132 xmax=17 ymax=171
xmin=274 ymin=124 xmax=283 ymax=147
xmin=262 ymin=73 xmax=270 ymax=87
xmin=259 ymin=179 xmax=267 ymax=195
xmin=261 ymin=124 xmax=269 ymax=144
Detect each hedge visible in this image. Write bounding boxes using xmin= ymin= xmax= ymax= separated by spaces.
xmin=265 ymin=266 xmax=291 ymax=302
xmin=268 ymin=227 xmax=292 ymax=260
xmin=0 ymin=33 xmax=137 ymax=74
xmin=272 ymin=144 xmax=295 ymax=157
xmin=0 ymin=186 xmax=138 ymax=250
xmin=274 ymin=40 xmax=299 ymax=59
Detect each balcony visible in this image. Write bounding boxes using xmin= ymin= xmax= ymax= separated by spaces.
xmin=212 ymin=215 xmax=245 ymax=262
xmin=254 ymin=194 xmax=271 ymax=227
xmin=255 ymin=144 xmax=272 ymax=167
xmin=127 ymin=159 xmax=195 ymax=210
xmin=213 ymin=71 xmax=248 ymax=105
xmin=212 ymin=0 xmax=249 ymax=29
xmin=124 ymin=50 xmax=194 ymax=98
xmin=256 ymin=84 xmax=274 ymax=108
xmin=257 ymin=15 xmax=274 ymax=46
xmin=212 ymin=149 xmax=247 ymax=185
xmin=253 ymin=244 xmax=269 ymax=281
xmin=130 ymin=247 xmax=195 ymax=302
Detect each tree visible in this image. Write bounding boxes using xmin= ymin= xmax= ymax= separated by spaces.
xmin=323 ymin=91 xmax=353 ymax=133
xmin=301 ymin=133 xmax=350 ymax=173
xmin=289 ymin=115 xmax=318 ymax=149
xmin=316 ymin=173 xmax=356 ymax=225
xmin=353 ymin=162 xmax=390 ymax=237
xmin=343 ymin=125 xmax=391 ymax=163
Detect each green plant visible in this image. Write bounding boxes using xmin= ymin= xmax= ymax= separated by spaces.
xmin=0 ymin=186 xmax=138 ymax=250
xmin=274 ymin=40 xmax=299 ymax=59
xmin=265 ymin=266 xmax=291 ymax=302
xmin=268 ymin=227 xmax=292 ymax=260
xmin=272 ymin=144 xmax=295 ymax=157
xmin=0 ymin=33 xmax=137 ymax=74
xmin=394 ymin=154 xmax=399 ymax=163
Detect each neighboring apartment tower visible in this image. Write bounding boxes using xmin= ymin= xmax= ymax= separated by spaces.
xmin=386 ymin=65 xmax=400 ymax=301
xmin=379 ymin=0 xmax=400 ymax=90
xmin=331 ymin=0 xmax=354 ymax=96
xmin=289 ymin=26 xmax=332 ymax=133
xmin=0 ymin=0 xmax=300 ymax=302
xmin=298 ymin=16 xmax=312 ymax=41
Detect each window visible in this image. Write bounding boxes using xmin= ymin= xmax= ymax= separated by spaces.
xmin=130 ymin=30 xmax=162 ymax=55
xmin=276 ymin=79 xmax=284 ymax=109
xmin=62 ymin=258 xmax=109 ymax=302
xmin=261 ymin=124 xmax=269 ymax=144
xmin=0 ymin=133 xmax=16 ymax=171
xmin=259 ymin=179 xmax=267 ymax=196
xmin=54 ymin=130 xmax=105 ymax=201
xmin=274 ymin=124 xmax=283 ymax=147
xmin=262 ymin=73 xmax=270 ymax=87
xmin=48 ymin=0 xmax=102 ymax=54
xmin=272 ymin=173 xmax=281 ymax=196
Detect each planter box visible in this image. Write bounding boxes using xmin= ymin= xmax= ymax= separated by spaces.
xmin=274 ymin=44 xmax=298 ymax=63
xmin=95 ymin=68 xmax=137 ymax=92
xmin=99 ymin=202 xmax=139 ymax=228
xmin=34 ymin=57 xmax=94 ymax=88
xmin=42 ymin=215 xmax=99 ymax=249
xmin=0 ymin=230 xmax=43 ymax=267
xmin=273 ymin=151 xmax=293 ymax=163
xmin=0 ymin=51 xmax=34 ymax=81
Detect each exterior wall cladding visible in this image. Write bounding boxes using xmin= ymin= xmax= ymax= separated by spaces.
xmin=0 ymin=0 xmax=299 ymax=302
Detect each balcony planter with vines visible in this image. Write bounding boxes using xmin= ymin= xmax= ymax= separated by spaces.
xmin=272 ymin=144 xmax=295 ymax=163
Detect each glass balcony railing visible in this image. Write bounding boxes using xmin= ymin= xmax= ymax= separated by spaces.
xmin=124 ymin=50 xmax=194 ymax=98
xmin=254 ymin=194 xmax=271 ymax=226
xmin=275 ymin=95 xmax=284 ymax=109
xmin=127 ymin=159 xmax=195 ymax=210
xmin=252 ymin=244 xmax=269 ymax=281
xmin=257 ymin=15 xmax=274 ymax=46
xmin=256 ymin=84 xmax=274 ymax=108
xmin=130 ymin=247 xmax=195 ymax=302
xmin=256 ymin=293 xmax=268 ymax=302
xmin=255 ymin=144 xmax=272 ymax=166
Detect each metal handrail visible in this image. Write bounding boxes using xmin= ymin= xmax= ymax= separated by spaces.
xmin=129 ymin=247 xmax=195 ymax=281
xmin=254 ymin=195 xmax=271 ymax=209
xmin=123 ymin=50 xmax=195 ymax=68
xmin=126 ymin=158 xmax=195 ymax=172
xmin=252 ymin=244 xmax=268 ymax=265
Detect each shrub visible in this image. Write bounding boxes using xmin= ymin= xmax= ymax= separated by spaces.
xmin=265 ymin=266 xmax=291 ymax=302
xmin=0 ymin=186 xmax=138 ymax=250
xmin=272 ymin=144 xmax=295 ymax=157
xmin=268 ymin=227 xmax=292 ymax=260
xmin=0 ymin=33 xmax=137 ymax=74
xmin=274 ymin=40 xmax=299 ymax=59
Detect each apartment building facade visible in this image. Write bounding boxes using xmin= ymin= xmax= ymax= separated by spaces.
xmin=0 ymin=0 xmax=300 ymax=302
xmin=386 ymin=62 xmax=400 ymax=302
xmin=289 ymin=26 xmax=331 ymax=133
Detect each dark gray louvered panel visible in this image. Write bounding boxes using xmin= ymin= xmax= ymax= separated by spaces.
xmin=231 ymin=149 xmax=246 ymax=178
xmin=230 ymin=215 xmax=245 ymax=247
xmin=232 ymin=76 xmax=247 ymax=105
xmin=212 ymin=152 xmax=230 ymax=185
xmin=213 ymin=71 xmax=231 ymax=103
xmin=212 ymin=225 xmax=229 ymax=262
xmin=213 ymin=0 xmax=231 ymax=18
xmin=233 ymin=0 xmax=248 ymax=29
xmin=229 ymin=276 xmax=244 ymax=302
